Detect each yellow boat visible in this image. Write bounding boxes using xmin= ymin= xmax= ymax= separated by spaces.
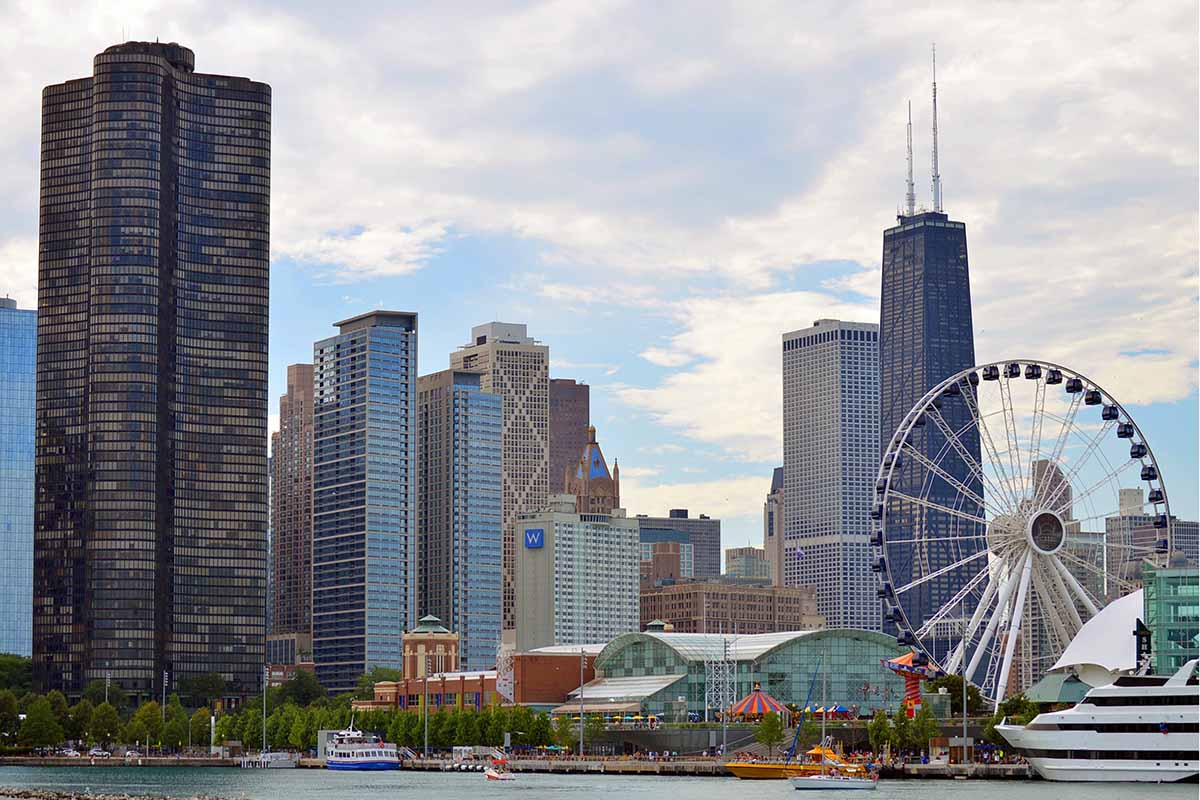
xmin=726 ymin=747 xmax=867 ymax=780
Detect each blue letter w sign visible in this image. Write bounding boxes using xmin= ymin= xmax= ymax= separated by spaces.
xmin=524 ymin=528 xmax=545 ymax=549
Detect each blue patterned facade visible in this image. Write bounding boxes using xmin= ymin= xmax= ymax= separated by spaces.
xmin=0 ymin=299 xmax=35 ymax=656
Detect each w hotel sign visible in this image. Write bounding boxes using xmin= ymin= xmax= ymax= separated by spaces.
xmin=523 ymin=528 xmax=545 ymax=549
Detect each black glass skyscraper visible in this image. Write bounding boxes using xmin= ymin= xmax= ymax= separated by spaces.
xmin=879 ymin=210 xmax=981 ymax=644
xmin=34 ymin=42 xmax=270 ymax=700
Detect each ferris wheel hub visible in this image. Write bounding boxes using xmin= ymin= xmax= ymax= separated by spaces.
xmin=1027 ymin=509 xmax=1066 ymax=554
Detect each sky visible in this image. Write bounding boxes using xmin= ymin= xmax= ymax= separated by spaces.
xmin=0 ymin=1 xmax=1196 ymax=551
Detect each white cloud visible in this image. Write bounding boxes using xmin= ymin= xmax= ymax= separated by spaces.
xmin=0 ymin=236 xmax=37 ymax=307
xmin=639 ymin=346 xmax=693 ymax=367
xmin=621 ymin=474 xmax=765 ymax=527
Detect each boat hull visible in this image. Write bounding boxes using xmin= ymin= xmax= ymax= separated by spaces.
xmin=327 ymin=759 xmax=401 ymax=771
xmin=726 ymin=762 xmax=865 ymax=780
xmin=1026 ymin=757 xmax=1198 ymax=783
xmin=789 ymin=776 xmax=877 ymax=791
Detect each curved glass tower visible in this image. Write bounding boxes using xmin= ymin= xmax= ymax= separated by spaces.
xmin=35 ymin=42 xmax=270 ymax=700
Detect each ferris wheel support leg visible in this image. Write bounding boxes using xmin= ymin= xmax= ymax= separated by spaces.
xmin=1050 ymin=555 xmax=1100 ymax=617
xmin=993 ymin=551 xmax=1034 ymax=712
xmin=965 ymin=558 xmax=1022 ymax=682
xmin=1045 ymin=557 xmax=1084 ymax=631
xmin=946 ymin=574 xmax=999 ymax=675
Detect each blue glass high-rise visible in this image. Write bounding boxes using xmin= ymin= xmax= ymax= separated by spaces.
xmin=0 ymin=297 xmax=35 ymax=656
xmin=312 ymin=312 xmax=418 ymax=693
xmin=416 ymin=370 xmax=502 ymax=671
xmin=879 ymin=210 xmax=981 ymax=646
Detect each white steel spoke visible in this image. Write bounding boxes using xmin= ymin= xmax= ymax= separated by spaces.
xmin=1034 ymin=390 xmax=1084 ymax=507
xmin=893 ymin=548 xmax=990 ymax=596
xmin=888 ymin=491 xmax=990 ymax=528
xmin=966 ymin=558 xmax=1022 ymax=681
xmin=1044 ymin=555 xmax=1084 ymax=631
xmin=993 ymin=550 xmax=1034 ymax=710
xmin=999 ymin=376 xmax=1027 ymax=500
xmin=883 ymin=534 xmax=989 ymax=547
xmin=901 ymin=442 xmax=1007 ymax=518
xmin=945 ymin=574 xmax=999 ymax=675
xmin=1050 ymin=554 xmax=1100 ymax=616
xmin=915 ymin=566 xmax=991 ymax=639
xmin=1031 ymin=560 xmax=1073 ymax=653
xmin=925 ymin=403 xmax=1017 ymax=512
xmin=956 ymin=388 xmax=1023 ymax=511
xmin=1041 ymin=417 xmax=1119 ymax=514
xmin=1056 ymin=457 xmax=1138 ymax=518
xmin=1057 ymin=548 xmax=1139 ymax=596
xmin=1027 ymin=377 xmax=1047 ymax=482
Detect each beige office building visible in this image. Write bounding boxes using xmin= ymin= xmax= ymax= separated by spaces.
xmin=513 ymin=495 xmax=640 ymax=651
xmin=451 ymin=322 xmax=550 ymax=631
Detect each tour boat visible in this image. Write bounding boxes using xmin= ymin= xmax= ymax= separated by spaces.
xmin=998 ymin=658 xmax=1198 ymax=783
xmin=325 ymin=723 xmax=400 ymax=771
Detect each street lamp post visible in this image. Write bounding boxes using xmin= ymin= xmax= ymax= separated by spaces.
xmin=578 ymin=648 xmax=585 ymax=758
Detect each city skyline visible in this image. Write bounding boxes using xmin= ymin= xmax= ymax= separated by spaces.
xmin=0 ymin=4 xmax=1195 ymax=552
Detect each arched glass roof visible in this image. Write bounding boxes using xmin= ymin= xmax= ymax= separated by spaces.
xmin=597 ymin=629 xmax=895 ymax=668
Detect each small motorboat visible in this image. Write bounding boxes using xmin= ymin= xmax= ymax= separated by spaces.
xmin=789 ymin=773 xmax=878 ymax=791
xmin=485 ymin=757 xmax=515 ymax=781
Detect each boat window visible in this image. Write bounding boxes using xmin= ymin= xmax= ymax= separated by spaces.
xmin=1083 ymin=695 xmax=1196 ymax=706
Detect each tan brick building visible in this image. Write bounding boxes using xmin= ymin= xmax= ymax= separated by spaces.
xmin=640 ymin=581 xmax=825 ymax=634
xmin=271 ymin=363 xmax=314 ymax=637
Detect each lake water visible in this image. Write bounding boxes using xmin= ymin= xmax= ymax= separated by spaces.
xmin=0 ymin=767 xmax=1196 ymax=800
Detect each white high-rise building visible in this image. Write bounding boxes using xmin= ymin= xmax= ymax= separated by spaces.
xmin=450 ymin=322 xmax=549 ymax=632
xmin=782 ymin=319 xmax=880 ymax=630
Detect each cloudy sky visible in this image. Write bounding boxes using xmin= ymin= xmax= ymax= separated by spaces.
xmin=1 ymin=1 xmax=1196 ymax=548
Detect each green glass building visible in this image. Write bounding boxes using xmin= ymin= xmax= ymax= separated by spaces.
xmin=1142 ymin=563 xmax=1199 ymax=675
xmin=569 ymin=629 xmax=907 ymax=717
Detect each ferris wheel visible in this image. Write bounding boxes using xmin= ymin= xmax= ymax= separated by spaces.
xmin=872 ymin=360 xmax=1171 ymax=707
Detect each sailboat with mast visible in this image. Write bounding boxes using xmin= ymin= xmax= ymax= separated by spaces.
xmin=789 ymin=660 xmax=878 ymax=791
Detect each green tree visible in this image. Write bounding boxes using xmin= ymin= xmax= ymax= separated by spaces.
xmin=190 ymin=708 xmax=211 ymax=750
xmin=909 ymin=705 xmax=940 ymax=754
xmin=529 ymin=711 xmax=552 ymax=748
xmin=289 ymin=710 xmax=310 ymax=751
xmin=454 ymin=710 xmax=480 ymax=746
xmin=122 ymin=718 xmax=148 ymax=749
xmin=214 ymin=713 xmax=239 ymax=745
xmin=46 ymin=690 xmax=70 ymax=731
xmin=866 ymin=709 xmax=891 ymax=754
xmin=584 ymin=713 xmax=605 ymax=744
xmin=355 ymin=667 xmax=404 ymax=700
xmin=889 ymin=706 xmax=912 ymax=753
xmin=0 ymin=654 xmax=33 ymax=694
xmin=19 ymin=696 xmax=64 ymax=747
xmin=754 ymin=711 xmax=785 ymax=759
xmin=82 ymin=680 xmax=128 ymax=714
xmin=162 ymin=714 xmax=188 ymax=752
xmin=797 ymin=716 xmax=821 ymax=747
xmin=0 ymin=689 xmax=20 ymax=740
xmin=277 ymin=670 xmax=325 ymax=707
xmin=552 ymin=714 xmax=576 ymax=750
xmin=68 ymin=699 xmax=95 ymax=743
xmin=89 ymin=702 xmax=121 ymax=748
xmin=130 ymin=700 xmax=164 ymax=745
xmin=925 ymin=675 xmax=985 ymax=716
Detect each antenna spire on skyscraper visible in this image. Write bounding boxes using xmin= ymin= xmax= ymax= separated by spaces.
xmin=931 ymin=43 xmax=942 ymax=212
xmin=905 ymin=100 xmax=916 ymax=217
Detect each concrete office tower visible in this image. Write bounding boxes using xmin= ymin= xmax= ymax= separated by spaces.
xmin=34 ymin=42 xmax=269 ymax=699
xmin=782 ymin=319 xmax=880 ymax=630
xmin=763 ymin=467 xmax=784 ymax=587
xmin=636 ymin=510 xmax=721 ymax=579
xmin=639 ymin=582 xmax=824 ymax=634
xmin=0 ymin=297 xmax=35 ymax=656
xmin=1032 ymin=459 xmax=1073 ymax=520
xmin=416 ymin=369 xmax=503 ymax=671
xmin=549 ymin=379 xmax=589 ymax=493
xmin=513 ymin=495 xmax=640 ymax=650
xmin=272 ymin=364 xmax=314 ymax=639
xmin=450 ymin=323 xmax=549 ymax=632
xmin=563 ymin=425 xmax=620 ymax=514
xmin=879 ymin=208 xmax=979 ymax=638
xmin=313 ymin=312 xmax=418 ymax=693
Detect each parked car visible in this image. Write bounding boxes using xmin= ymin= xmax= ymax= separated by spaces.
xmin=60 ymin=748 xmax=82 ymax=757
xmin=88 ymin=747 xmax=111 ymax=758
xmin=124 ymin=750 xmax=141 ymax=759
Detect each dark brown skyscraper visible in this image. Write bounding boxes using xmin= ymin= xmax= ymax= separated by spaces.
xmin=549 ymin=378 xmax=588 ymax=493
xmin=271 ymin=365 xmax=314 ymax=638
xmin=34 ymin=42 xmax=270 ymax=700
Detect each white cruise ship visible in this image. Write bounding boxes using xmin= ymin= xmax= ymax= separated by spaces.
xmin=998 ymin=659 xmax=1198 ymax=783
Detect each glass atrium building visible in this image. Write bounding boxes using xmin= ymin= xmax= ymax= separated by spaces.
xmin=1142 ymin=563 xmax=1199 ymax=675
xmin=0 ymin=297 xmax=35 ymax=656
